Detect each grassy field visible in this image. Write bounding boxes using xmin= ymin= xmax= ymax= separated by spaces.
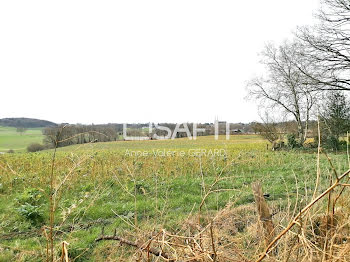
xmin=0 ymin=126 xmax=44 ymax=152
xmin=0 ymin=135 xmax=349 ymax=261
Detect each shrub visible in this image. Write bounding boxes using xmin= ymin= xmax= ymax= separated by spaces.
xmin=286 ymin=134 xmax=300 ymax=149
xmin=7 ymin=149 xmax=14 ymax=153
xmin=17 ymin=203 xmax=44 ymax=225
xmin=325 ymin=135 xmax=340 ymax=151
xmin=339 ymin=140 xmax=347 ymax=147
xmin=16 ymin=188 xmax=45 ymax=226
xmin=27 ymin=143 xmax=46 ymax=152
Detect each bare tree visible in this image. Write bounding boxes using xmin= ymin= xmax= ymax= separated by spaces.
xmin=252 ymin=113 xmax=280 ymax=144
xmin=297 ymin=0 xmax=350 ymax=91
xmin=248 ymin=41 xmax=318 ymax=144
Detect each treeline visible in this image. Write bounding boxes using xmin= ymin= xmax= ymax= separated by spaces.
xmin=148 ymin=123 xmax=252 ymax=138
xmin=27 ymin=122 xmax=257 ymax=151
xmin=42 ymin=124 xmax=123 ymax=148
xmin=41 ymin=122 xmax=255 ymax=147
xmin=248 ymin=0 xmax=350 ymax=151
xmin=251 ymin=92 xmax=350 ymax=151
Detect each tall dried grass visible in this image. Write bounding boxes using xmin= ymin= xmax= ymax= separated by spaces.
xmin=95 ymin=154 xmax=350 ymax=262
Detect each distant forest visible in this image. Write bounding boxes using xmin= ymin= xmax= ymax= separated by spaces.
xmin=1 ymin=118 xmax=323 ymax=151
xmin=0 ymin=118 xmax=57 ymax=128
xmin=40 ymin=122 xmax=256 ymax=148
xmin=41 ymin=121 xmax=302 ymax=148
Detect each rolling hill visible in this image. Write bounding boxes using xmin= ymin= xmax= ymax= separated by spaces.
xmin=0 ymin=117 xmax=57 ymax=128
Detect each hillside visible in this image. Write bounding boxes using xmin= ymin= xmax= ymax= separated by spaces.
xmin=0 ymin=117 xmax=57 ymax=128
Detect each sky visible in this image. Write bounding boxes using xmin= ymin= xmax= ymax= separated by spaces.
xmin=0 ymin=0 xmax=320 ymax=124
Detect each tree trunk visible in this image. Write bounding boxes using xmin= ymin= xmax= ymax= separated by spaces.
xmin=296 ymin=119 xmax=305 ymax=145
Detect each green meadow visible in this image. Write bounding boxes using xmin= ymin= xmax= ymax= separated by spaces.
xmin=0 ymin=126 xmax=44 ymax=153
xmin=0 ymin=135 xmax=348 ymax=261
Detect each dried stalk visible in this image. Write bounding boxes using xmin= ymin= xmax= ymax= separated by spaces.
xmin=48 ymin=125 xmax=67 ymax=262
xmin=252 ymin=182 xmax=275 ymax=248
xmin=255 ymin=168 xmax=350 ymax=262
xmin=61 ymin=241 xmax=69 ymax=262
xmin=313 ymin=115 xmax=321 ymax=199
xmin=209 ymin=222 xmax=217 ymax=262
xmin=95 ymin=230 xmax=173 ymax=261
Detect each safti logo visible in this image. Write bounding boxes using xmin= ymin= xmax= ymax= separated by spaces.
xmin=123 ymin=120 xmax=232 ymax=140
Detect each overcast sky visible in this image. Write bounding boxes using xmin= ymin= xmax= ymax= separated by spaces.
xmin=0 ymin=0 xmax=320 ymax=124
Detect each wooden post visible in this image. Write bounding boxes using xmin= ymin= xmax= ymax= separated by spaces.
xmin=252 ymin=182 xmax=275 ymax=248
